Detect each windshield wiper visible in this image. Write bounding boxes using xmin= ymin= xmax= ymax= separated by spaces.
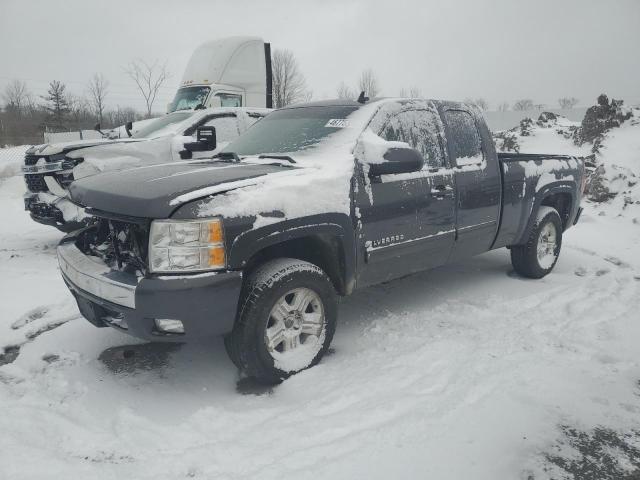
xmin=212 ymin=151 xmax=241 ymax=163
xmin=258 ymin=155 xmax=296 ymax=164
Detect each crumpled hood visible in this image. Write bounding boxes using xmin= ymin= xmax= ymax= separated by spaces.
xmin=26 ymin=138 xmax=141 ymax=156
xmin=68 ymin=136 xmax=173 ymax=179
xmin=69 ymin=161 xmax=293 ymax=218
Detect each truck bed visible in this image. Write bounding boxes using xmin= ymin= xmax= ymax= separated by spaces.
xmin=493 ymin=153 xmax=584 ymax=249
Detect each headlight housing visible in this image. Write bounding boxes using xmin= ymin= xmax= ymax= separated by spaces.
xmin=149 ymin=218 xmax=225 ymax=273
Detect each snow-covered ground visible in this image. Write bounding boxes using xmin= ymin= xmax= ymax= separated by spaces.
xmin=1 ymin=117 xmax=639 ymax=479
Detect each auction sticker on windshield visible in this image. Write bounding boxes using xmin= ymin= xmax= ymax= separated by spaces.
xmin=325 ymin=119 xmax=350 ymax=128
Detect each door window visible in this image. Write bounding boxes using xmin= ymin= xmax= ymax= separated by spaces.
xmin=443 ymin=110 xmax=483 ymax=166
xmin=379 ymin=110 xmax=445 ymax=169
xmin=216 ymin=93 xmax=242 ymax=107
xmin=201 ymin=114 xmax=240 ymax=142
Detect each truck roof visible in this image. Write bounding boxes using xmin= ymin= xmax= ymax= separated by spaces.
xmin=281 ymin=98 xmax=472 ymax=111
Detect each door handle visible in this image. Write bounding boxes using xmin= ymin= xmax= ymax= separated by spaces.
xmin=430 ymin=185 xmax=453 ymax=199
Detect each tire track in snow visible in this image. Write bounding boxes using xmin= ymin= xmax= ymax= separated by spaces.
xmin=1 ymin=305 xmax=77 ymax=366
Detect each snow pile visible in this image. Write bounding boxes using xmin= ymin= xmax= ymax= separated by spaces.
xmin=493 ymin=113 xmax=589 ymax=156
xmin=493 ymin=96 xmax=640 ymax=213
xmin=0 ymin=145 xmax=30 ymax=179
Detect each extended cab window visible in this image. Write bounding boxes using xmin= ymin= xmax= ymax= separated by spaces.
xmin=380 ymin=110 xmax=445 ymax=169
xmin=443 ymin=110 xmax=483 ymax=166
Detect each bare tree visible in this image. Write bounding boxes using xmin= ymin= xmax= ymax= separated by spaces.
xmin=272 ymin=49 xmax=309 ymax=108
xmin=2 ymin=79 xmax=29 ymax=113
xmin=497 ymin=102 xmax=510 ymax=112
xmin=399 ymin=86 xmax=422 ymax=98
xmin=87 ymin=73 xmax=109 ymax=123
xmin=358 ymin=69 xmax=380 ymax=98
xmin=474 ymin=98 xmax=489 ymax=111
xmin=558 ymin=97 xmax=579 ymax=109
xmin=124 ymin=59 xmax=170 ymax=117
xmin=464 ymin=97 xmax=489 ymax=111
xmin=513 ymin=98 xmax=534 ymax=111
xmin=337 ymin=81 xmax=356 ymax=100
xmin=409 ymin=86 xmax=422 ymax=98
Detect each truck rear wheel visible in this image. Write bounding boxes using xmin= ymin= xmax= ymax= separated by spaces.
xmin=226 ymin=258 xmax=337 ymax=384
xmin=510 ymin=206 xmax=563 ymax=279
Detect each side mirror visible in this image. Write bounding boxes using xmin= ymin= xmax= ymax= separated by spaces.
xmin=368 ymin=147 xmax=424 ymax=176
xmin=180 ymin=126 xmax=217 ymax=159
xmin=125 ymin=121 xmax=133 ymax=138
xmin=196 ymin=126 xmax=216 ymax=150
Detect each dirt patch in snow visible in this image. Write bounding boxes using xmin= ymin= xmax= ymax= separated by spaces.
xmin=98 ymin=343 xmax=182 ymax=375
xmin=539 ymin=425 xmax=640 ymax=480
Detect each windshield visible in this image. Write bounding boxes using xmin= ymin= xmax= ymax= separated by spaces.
xmin=168 ymin=86 xmax=211 ymax=112
xmin=132 ymin=111 xmax=195 ymax=139
xmin=222 ymin=105 xmax=360 ymax=156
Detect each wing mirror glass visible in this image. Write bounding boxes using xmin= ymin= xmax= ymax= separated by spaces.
xmin=368 ymin=147 xmax=424 ymax=176
xmin=180 ymin=126 xmax=217 ymax=159
xmin=195 ymin=126 xmax=216 ymax=150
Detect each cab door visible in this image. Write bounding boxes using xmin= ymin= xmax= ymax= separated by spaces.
xmin=354 ymin=103 xmax=455 ymax=288
xmin=441 ymin=108 xmax=501 ymax=260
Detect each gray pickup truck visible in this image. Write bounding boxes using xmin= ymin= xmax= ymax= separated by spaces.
xmin=56 ymin=98 xmax=585 ymax=383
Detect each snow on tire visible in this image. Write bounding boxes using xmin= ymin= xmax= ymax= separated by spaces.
xmin=226 ymin=258 xmax=337 ymax=384
xmin=511 ymin=206 xmax=563 ymax=279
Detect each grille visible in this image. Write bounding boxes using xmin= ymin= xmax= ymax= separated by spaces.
xmin=24 ymin=174 xmax=48 ymax=192
xmin=24 ymin=154 xmax=40 ymax=166
xmin=77 ymin=218 xmax=149 ymax=275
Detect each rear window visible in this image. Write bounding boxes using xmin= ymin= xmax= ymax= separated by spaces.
xmin=443 ymin=110 xmax=483 ymax=165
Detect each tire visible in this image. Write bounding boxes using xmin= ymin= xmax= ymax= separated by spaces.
xmin=511 ymin=206 xmax=563 ymax=279
xmin=225 ymin=258 xmax=338 ymax=384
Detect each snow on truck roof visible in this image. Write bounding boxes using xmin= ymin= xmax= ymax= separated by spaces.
xmin=281 ymin=97 xmax=472 ymax=111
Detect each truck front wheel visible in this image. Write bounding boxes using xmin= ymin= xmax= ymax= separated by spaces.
xmin=510 ymin=206 xmax=563 ymax=279
xmin=226 ymin=258 xmax=337 ymax=384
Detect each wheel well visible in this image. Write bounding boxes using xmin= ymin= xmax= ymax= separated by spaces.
xmin=243 ymin=235 xmax=347 ymax=295
xmin=541 ymin=193 xmax=572 ymax=229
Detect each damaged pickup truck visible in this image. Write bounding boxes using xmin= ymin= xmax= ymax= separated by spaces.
xmin=57 ymin=98 xmax=585 ymax=383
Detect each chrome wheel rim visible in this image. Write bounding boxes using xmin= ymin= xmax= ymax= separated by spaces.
xmin=537 ymin=222 xmax=557 ymax=269
xmin=265 ymin=287 xmax=325 ymax=358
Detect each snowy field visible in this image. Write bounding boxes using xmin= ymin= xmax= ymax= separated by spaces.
xmin=1 ymin=117 xmax=640 ymax=479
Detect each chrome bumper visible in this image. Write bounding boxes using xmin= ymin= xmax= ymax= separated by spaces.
xmin=57 ymin=242 xmax=138 ymax=308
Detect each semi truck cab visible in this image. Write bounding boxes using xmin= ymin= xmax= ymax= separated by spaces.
xmin=168 ymin=36 xmax=273 ymax=112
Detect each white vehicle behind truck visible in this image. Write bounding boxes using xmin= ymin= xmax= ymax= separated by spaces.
xmin=23 ymin=107 xmax=270 ymax=231
xmin=168 ymin=36 xmax=273 ymax=112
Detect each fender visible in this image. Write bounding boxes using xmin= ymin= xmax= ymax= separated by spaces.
xmin=227 ymin=213 xmax=357 ymax=293
xmin=515 ymin=181 xmax=578 ymax=245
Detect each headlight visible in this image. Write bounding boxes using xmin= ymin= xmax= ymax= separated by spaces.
xmin=149 ymin=218 xmax=225 ymax=273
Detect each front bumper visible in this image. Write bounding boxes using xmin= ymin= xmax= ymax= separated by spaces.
xmin=24 ymin=193 xmax=86 ymax=232
xmin=58 ymin=241 xmax=243 ymax=342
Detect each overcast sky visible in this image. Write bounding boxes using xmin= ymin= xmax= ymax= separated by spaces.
xmin=1 ymin=0 xmax=639 ymax=113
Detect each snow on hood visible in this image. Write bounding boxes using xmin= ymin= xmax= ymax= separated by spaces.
xmin=26 ymin=138 xmax=140 ymax=156
xmin=69 ymin=136 xmax=175 ymax=179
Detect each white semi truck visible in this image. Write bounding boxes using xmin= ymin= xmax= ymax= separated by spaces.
xmin=168 ymin=36 xmax=273 ymax=112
